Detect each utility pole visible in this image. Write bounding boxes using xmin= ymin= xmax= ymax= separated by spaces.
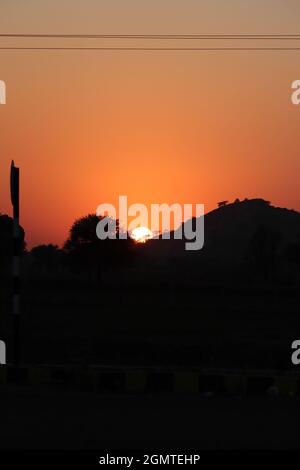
xmin=10 ymin=161 xmax=21 ymax=366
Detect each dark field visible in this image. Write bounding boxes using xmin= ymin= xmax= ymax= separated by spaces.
xmin=0 ymin=385 xmax=300 ymax=449
xmin=2 ymin=274 xmax=299 ymax=369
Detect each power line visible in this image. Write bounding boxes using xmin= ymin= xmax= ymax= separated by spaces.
xmin=1 ymin=33 xmax=300 ymax=50
xmin=1 ymin=47 xmax=300 ymax=51
xmin=1 ymin=33 xmax=300 ymax=38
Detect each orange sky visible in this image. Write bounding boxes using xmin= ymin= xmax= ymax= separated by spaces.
xmin=0 ymin=1 xmax=300 ymax=247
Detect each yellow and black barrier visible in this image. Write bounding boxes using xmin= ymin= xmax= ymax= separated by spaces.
xmin=0 ymin=366 xmax=299 ymax=396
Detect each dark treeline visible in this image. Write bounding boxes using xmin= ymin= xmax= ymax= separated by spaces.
xmin=23 ymin=199 xmax=300 ymax=287
xmin=1 ymin=198 xmax=300 ymax=369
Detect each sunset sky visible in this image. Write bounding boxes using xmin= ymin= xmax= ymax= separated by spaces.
xmin=0 ymin=0 xmax=300 ymax=247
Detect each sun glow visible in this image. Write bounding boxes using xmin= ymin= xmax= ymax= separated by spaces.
xmin=130 ymin=226 xmax=153 ymax=243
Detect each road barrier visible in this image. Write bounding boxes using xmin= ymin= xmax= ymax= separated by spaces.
xmin=0 ymin=365 xmax=299 ymax=396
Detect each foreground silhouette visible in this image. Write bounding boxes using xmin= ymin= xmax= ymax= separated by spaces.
xmin=2 ymin=199 xmax=300 ymax=368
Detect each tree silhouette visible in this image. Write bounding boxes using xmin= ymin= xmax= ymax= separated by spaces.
xmin=31 ymin=244 xmax=63 ymax=270
xmin=218 ymin=201 xmax=228 ymax=208
xmin=63 ymin=214 xmax=133 ymax=280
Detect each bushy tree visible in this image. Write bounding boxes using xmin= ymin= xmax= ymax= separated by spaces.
xmin=63 ymin=214 xmax=134 ymax=279
xmin=31 ymin=244 xmax=64 ymax=270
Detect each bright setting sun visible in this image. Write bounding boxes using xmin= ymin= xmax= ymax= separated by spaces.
xmin=130 ymin=226 xmax=153 ymax=243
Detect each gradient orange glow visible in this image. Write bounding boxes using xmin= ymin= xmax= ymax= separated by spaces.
xmin=0 ymin=1 xmax=300 ymax=247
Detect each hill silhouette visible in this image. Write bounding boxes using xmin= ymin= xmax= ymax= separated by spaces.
xmin=18 ymin=200 xmax=300 ymax=369
xmin=138 ymin=198 xmax=300 ymax=282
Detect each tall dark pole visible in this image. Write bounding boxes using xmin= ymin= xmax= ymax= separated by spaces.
xmin=10 ymin=161 xmax=21 ymax=366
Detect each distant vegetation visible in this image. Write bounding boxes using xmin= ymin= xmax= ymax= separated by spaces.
xmin=29 ymin=214 xmax=135 ymax=282
xmin=1 ymin=198 xmax=299 ymax=288
xmin=1 ymin=199 xmax=300 ymax=368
